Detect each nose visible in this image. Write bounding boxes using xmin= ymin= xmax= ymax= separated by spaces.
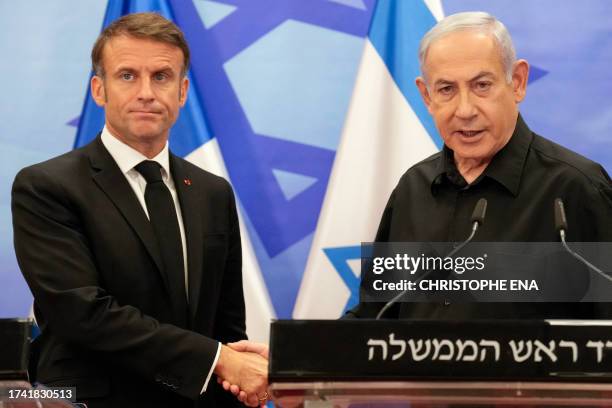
xmin=454 ymin=88 xmax=477 ymax=120
xmin=137 ymin=77 xmax=155 ymax=102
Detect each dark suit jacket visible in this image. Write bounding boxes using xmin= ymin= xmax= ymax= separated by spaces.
xmin=12 ymin=136 xmax=247 ymax=408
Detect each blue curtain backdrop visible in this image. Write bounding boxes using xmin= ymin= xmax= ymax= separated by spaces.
xmin=1 ymin=0 xmax=611 ymax=320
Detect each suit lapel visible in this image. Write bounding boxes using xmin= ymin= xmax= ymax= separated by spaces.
xmin=170 ymin=155 xmax=204 ymax=323
xmin=87 ymin=137 xmax=170 ymax=291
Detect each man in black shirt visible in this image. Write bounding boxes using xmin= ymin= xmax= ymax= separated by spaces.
xmin=347 ymin=11 xmax=612 ymax=320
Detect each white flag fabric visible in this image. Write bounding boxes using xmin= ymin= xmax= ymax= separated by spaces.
xmin=294 ymin=0 xmax=444 ymax=319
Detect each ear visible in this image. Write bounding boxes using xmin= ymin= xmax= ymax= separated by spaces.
xmin=91 ymin=75 xmax=106 ymax=107
xmin=179 ymin=76 xmax=189 ymax=107
xmin=415 ymin=76 xmax=433 ymax=113
xmin=512 ymin=59 xmax=529 ymax=103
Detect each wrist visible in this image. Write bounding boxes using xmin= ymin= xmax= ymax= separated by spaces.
xmin=214 ymin=344 xmax=234 ymax=378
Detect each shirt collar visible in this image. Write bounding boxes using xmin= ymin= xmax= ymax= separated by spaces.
xmin=481 ymin=114 xmax=533 ymax=196
xmin=431 ymin=114 xmax=533 ymax=196
xmin=100 ymin=126 xmax=171 ymax=179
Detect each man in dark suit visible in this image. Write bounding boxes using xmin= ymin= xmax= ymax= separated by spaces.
xmin=12 ymin=12 xmax=268 ymax=408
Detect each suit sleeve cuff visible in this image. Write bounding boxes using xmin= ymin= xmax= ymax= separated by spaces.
xmin=200 ymin=341 xmax=221 ymax=394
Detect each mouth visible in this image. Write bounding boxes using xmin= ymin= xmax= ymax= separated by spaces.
xmin=129 ymin=110 xmax=162 ymax=120
xmin=130 ymin=110 xmax=161 ymax=115
xmin=454 ymin=129 xmax=486 ymax=143
xmin=457 ymin=129 xmax=484 ymax=136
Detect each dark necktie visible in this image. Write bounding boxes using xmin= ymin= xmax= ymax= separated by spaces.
xmin=135 ymin=160 xmax=188 ymax=326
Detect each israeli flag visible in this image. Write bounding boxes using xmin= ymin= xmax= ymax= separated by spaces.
xmin=294 ymin=0 xmax=444 ymax=318
xmin=74 ymin=0 xmax=274 ymax=342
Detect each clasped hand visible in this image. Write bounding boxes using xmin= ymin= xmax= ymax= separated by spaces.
xmin=215 ymin=340 xmax=270 ymax=407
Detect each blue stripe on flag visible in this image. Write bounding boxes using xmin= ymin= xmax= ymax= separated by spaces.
xmin=369 ymin=0 xmax=442 ymax=148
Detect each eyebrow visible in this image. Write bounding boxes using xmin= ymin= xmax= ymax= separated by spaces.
xmin=433 ymin=71 xmax=496 ymax=87
xmin=113 ymin=65 xmax=177 ymax=74
xmin=113 ymin=66 xmax=135 ymax=74
xmin=469 ymin=71 xmax=495 ymax=82
xmin=433 ymin=79 xmax=454 ymax=87
xmin=152 ymin=65 xmax=175 ymax=73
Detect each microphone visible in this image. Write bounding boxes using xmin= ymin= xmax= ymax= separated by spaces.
xmin=446 ymin=198 xmax=487 ymax=260
xmin=554 ymin=198 xmax=611 ymax=283
xmin=554 ymin=198 xmax=568 ymax=234
xmin=472 ymin=197 xmax=488 ymax=224
xmin=375 ymin=198 xmax=488 ymax=319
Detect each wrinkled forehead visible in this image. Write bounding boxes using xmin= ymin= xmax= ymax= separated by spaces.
xmin=102 ymin=34 xmax=185 ymax=70
xmin=422 ymin=30 xmax=504 ymax=82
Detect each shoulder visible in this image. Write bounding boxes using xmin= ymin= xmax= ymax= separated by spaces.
xmin=396 ymin=150 xmax=442 ymax=188
xmin=13 ymin=145 xmax=92 ymax=190
xmin=529 ymin=134 xmax=612 ymax=229
xmin=11 ymin=145 xmax=99 ymax=221
xmin=171 ymin=155 xmax=234 ymax=196
xmin=530 ymin=133 xmax=611 ymax=192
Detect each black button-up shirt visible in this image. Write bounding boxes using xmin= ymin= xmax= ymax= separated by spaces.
xmin=377 ymin=115 xmax=611 ymax=243
xmin=349 ymin=115 xmax=612 ymax=320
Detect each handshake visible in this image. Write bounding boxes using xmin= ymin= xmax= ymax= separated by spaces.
xmin=214 ymin=340 xmax=270 ymax=407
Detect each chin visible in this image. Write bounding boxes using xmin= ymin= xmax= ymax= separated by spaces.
xmin=453 ymin=146 xmax=493 ymax=162
xmin=130 ymin=126 xmax=165 ymax=141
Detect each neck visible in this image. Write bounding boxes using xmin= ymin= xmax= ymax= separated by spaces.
xmin=135 ymin=143 xmax=166 ymax=159
xmin=454 ymin=156 xmax=491 ymax=184
xmin=106 ymin=125 xmax=167 ymax=159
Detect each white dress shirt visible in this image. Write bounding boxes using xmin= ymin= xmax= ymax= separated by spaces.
xmin=101 ymin=127 xmax=220 ymax=393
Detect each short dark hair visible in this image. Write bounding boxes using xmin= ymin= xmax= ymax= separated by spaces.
xmin=91 ymin=12 xmax=190 ymax=77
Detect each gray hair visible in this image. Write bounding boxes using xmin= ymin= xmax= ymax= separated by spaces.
xmin=418 ymin=11 xmax=516 ymax=83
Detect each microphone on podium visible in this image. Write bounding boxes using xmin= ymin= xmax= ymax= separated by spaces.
xmin=554 ymin=198 xmax=611 ymax=282
xmin=375 ymin=198 xmax=488 ymax=319
xmin=446 ymin=197 xmax=487 ymax=260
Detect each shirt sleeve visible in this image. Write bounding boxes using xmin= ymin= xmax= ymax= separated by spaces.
xmin=201 ymin=342 xmax=222 ymax=394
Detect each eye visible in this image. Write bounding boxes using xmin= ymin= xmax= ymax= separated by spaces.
xmin=475 ymin=81 xmax=492 ymax=91
xmin=154 ymin=72 xmax=169 ymax=81
xmin=121 ymin=72 xmax=134 ymax=81
xmin=437 ymin=85 xmax=454 ymax=96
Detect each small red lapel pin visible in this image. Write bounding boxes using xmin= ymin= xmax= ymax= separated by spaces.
xmin=184 ymin=178 xmax=192 ymax=186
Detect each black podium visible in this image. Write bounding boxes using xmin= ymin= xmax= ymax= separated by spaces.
xmin=268 ymin=319 xmax=612 ymax=407
xmin=0 ymin=319 xmax=75 ymax=407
